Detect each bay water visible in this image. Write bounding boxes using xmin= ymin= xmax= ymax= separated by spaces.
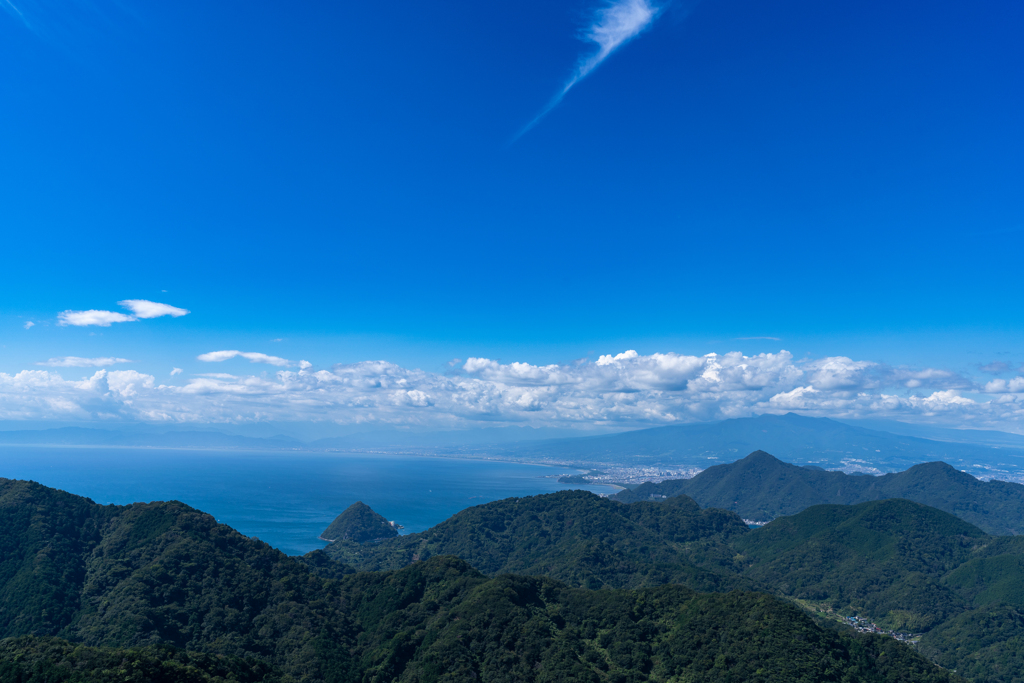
xmin=0 ymin=446 xmax=616 ymax=555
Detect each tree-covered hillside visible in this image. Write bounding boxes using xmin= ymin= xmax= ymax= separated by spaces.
xmin=0 ymin=477 xmax=356 ymax=678
xmin=0 ymin=636 xmax=277 ymax=682
xmin=733 ymin=499 xmax=988 ymax=631
xmin=323 ymin=490 xmax=750 ymax=591
xmin=332 ymin=556 xmax=958 ymax=683
xmin=320 ymin=501 xmax=398 ymax=543
xmin=320 ymin=487 xmax=1024 ymax=682
xmin=0 ymin=478 xmax=960 ymax=683
xmin=614 ymin=450 xmax=1024 ymax=534
xmin=722 ymin=498 xmax=1024 ymax=682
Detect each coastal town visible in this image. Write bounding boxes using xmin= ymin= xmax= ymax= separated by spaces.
xmin=557 ymin=465 xmax=705 ymax=487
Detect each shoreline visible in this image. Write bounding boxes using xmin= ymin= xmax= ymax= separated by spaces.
xmin=0 ymin=441 xmax=603 ymax=469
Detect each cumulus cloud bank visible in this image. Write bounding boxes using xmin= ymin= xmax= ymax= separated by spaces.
xmin=1 ymin=349 xmax=1021 ymax=431
xmin=517 ymin=0 xmax=661 ymax=138
xmin=58 ymin=300 xmax=190 ymax=327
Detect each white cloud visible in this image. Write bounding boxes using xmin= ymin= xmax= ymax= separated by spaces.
xmin=0 ymin=349 xmax=1019 ymax=431
xmin=106 ymin=370 xmax=155 ymax=397
xmin=117 ymin=299 xmax=190 ymax=319
xmin=597 ymin=350 xmax=639 ymax=365
xmin=23 ymin=321 xmax=34 ymax=330
xmin=56 ymin=300 xmax=189 ymax=327
xmin=170 ymin=368 xmax=183 ymax=376
xmin=985 ymin=377 xmax=1024 ymax=394
xmin=576 ymin=0 xmax=658 ymax=83
xmin=58 ymin=310 xmax=135 ymax=327
xmin=37 ymin=357 xmax=133 ymax=368
xmin=516 ymin=0 xmax=661 ymax=138
xmin=197 ymin=350 xmax=292 ymax=367
xmin=804 ymin=357 xmax=875 ymax=390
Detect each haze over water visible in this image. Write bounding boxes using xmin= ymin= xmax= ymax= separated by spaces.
xmin=0 ymin=447 xmax=616 ymax=555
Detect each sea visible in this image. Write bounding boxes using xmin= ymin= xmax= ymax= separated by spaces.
xmin=0 ymin=446 xmax=617 ymax=556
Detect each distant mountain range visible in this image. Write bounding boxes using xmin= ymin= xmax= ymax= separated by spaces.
xmin=3 ymin=413 xmax=1024 ymax=481
xmin=494 ymin=413 xmax=1024 ymax=474
xmin=839 ymin=418 xmax=1024 ymax=449
xmin=612 ymin=450 xmax=1024 ymax=534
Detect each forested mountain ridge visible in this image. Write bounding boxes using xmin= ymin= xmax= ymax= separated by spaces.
xmin=323 ymin=489 xmax=751 ymax=591
xmin=0 ymin=477 xmax=960 ymax=683
xmin=320 ymin=489 xmax=1024 ymax=682
xmin=613 ymin=450 xmax=1024 ymax=534
xmin=0 ymin=477 xmax=356 ymax=678
xmin=729 ymin=498 xmax=1024 ymax=683
xmin=734 ymin=499 xmax=990 ymax=630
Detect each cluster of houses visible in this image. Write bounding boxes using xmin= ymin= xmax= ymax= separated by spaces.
xmin=844 ymin=615 xmax=919 ymax=644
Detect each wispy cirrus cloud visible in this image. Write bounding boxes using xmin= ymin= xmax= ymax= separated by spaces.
xmin=980 ymin=361 xmax=1012 ymax=375
xmin=1 ymin=0 xmax=29 ymax=28
xmin=197 ymin=350 xmax=295 ymax=367
xmin=37 ymin=356 xmax=133 ymax=368
xmin=516 ymin=0 xmax=662 ymax=139
xmin=23 ymin=321 xmax=35 ymax=330
xmin=58 ymin=300 xmax=190 ymax=327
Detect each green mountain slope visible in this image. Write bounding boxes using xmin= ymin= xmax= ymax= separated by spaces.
xmin=320 ymin=500 xmax=398 ymax=542
xmin=0 ymin=478 xmax=959 ymax=683
xmin=918 ymin=605 xmax=1024 ymax=683
xmin=734 ymin=498 xmax=988 ymax=631
xmin=323 ymin=490 xmax=750 ymax=591
xmin=316 ymin=483 xmax=1024 ymax=681
xmin=0 ymin=477 xmax=357 ymax=678
xmin=337 ymin=557 xmax=957 ymax=683
xmin=0 ymin=636 xmax=277 ymax=683
xmin=614 ymin=450 xmax=1024 ymax=535
xmin=718 ymin=498 xmax=1024 ymax=682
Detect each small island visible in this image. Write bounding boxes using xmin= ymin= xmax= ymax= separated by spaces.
xmin=320 ymin=501 xmax=400 ymax=543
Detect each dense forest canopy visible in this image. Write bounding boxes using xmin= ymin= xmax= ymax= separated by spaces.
xmin=0 ymin=477 xmax=965 ymax=683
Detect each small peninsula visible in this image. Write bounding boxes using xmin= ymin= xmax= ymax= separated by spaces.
xmin=320 ymin=501 xmax=399 ymax=543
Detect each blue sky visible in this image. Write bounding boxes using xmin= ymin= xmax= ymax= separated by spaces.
xmin=1 ymin=0 xmax=1022 ymax=432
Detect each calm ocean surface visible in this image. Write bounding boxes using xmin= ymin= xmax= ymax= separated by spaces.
xmin=0 ymin=446 xmax=615 ymax=555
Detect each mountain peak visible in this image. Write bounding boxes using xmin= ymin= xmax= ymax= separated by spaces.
xmin=737 ymin=450 xmax=789 ymax=466
xmin=321 ymin=501 xmax=399 ymax=543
